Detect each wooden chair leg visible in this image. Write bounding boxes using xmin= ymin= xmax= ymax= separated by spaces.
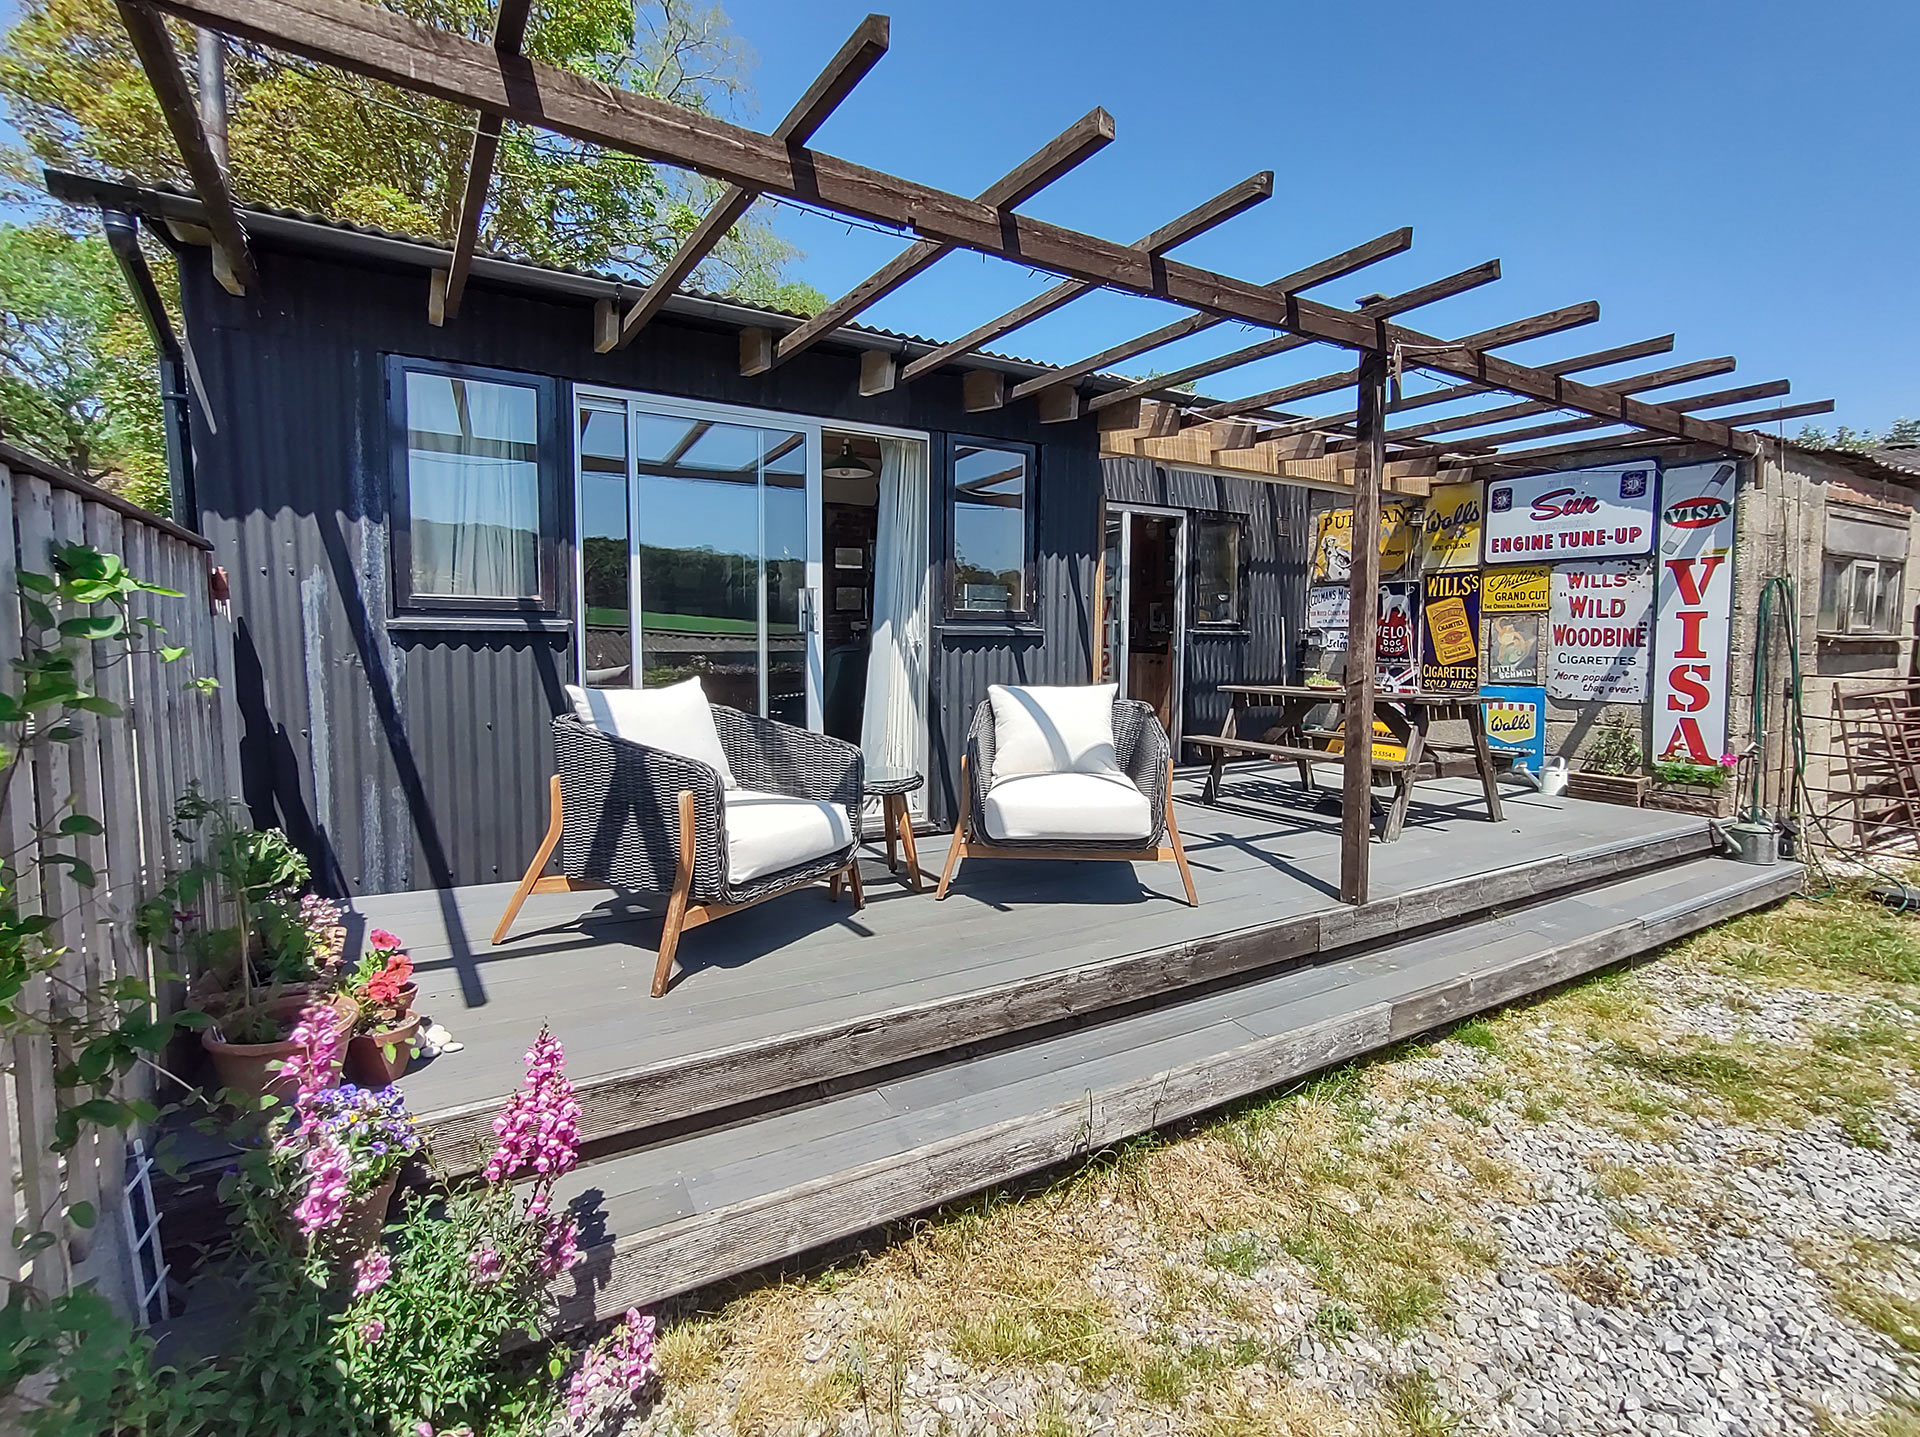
xmin=493 ymin=774 xmax=564 ymax=945
xmin=896 ymin=797 xmax=924 ymax=892
xmin=651 ymin=789 xmax=698 ymax=999
xmin=829 ymin=871 xmax=843 ymax=901
xmin=884 ymin=794 xmax=900 ymax=872
xmin=846 ymin=856 xmax=865 ymax=911
xmin=1165 ymin=765 xmax=1199 ymax=907
xmin=934 ymin=756 xmax=971 ymax=901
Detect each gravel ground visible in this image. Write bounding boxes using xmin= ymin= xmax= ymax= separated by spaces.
xmin=615 ymin=897 xmax=1920 ymax=1437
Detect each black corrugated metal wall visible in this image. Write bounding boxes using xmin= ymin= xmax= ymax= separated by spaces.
xmin=182 ymin=239 xmax=1100 ymax=895
xmin=1101 ymin=456 xmax=1311 ymax=749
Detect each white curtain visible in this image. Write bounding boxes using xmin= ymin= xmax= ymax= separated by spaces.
xmin=407 ymin=374 xmax=540 ymax=599
xmin=862 ymin=437 xmax=930 ymax=786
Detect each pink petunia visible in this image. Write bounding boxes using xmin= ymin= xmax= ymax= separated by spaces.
xmin=367 ymin=928 xmax=404 ymax=952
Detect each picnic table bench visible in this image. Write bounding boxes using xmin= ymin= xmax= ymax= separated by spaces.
xmin=1192 ymin=683 xmax=1506 ymax=840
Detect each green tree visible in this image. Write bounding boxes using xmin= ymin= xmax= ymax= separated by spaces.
xmin=0 ymin=0 xmax=823 ymax=305
xmin=1795 ymin=417 xmax=1919 ymax=453
xmin=0 ymin=223 xmax=170 ymax=511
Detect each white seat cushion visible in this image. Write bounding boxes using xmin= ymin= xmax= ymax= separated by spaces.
xmin=564 ymin=678 xmax=736 ymax=789
xmin=981 ymin=771 xmax=1153 ymax=843
xmin=722 ymin=789 xmax=853 ymax=885
xmin=987 ymin=683 xmax=1120 ymax=780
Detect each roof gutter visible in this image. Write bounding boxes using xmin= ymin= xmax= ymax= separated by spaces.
xmin=99 ymin=207 xmax=197 ymax=526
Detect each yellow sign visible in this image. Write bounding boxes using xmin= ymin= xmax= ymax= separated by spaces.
xmin=1483 ymin=565 xmax=1550 ymax=613
xmin=1426 ymin=595 xmax=1476 ymax=666
xmin=1484 ymin=700 xmax=1539 ymax=746
xmin=1323 ymin=716 xmax=1410 ymax=764
xmin=1311 ymin=503 xmax=1415 ymax=582
xmin=1419 ymin=480 xmax=1482 ymax=570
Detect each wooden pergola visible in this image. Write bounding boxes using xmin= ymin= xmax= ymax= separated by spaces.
xmin=113 ymin=0 xmax=1831 ymax=906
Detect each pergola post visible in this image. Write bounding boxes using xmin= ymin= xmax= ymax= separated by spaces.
xmin=1339 ymin=347 xmax=1389 ymax=906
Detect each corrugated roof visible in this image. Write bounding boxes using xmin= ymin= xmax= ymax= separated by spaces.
xmin=45 ymin=169 xmax=1096 ymax=380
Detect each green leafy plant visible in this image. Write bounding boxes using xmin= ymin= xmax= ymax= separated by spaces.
xmin=1652 ymin=758 xmax=1727 ymax=789
xmin=1581 ymin=710 xmax=1643 ymax=777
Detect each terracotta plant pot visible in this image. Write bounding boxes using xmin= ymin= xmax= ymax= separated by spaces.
xmin=335 ymin=1171 xmax=400 ymax=1253
xmin=395 ymin=981 xmax=418 ymax=1016
xmin=345 ymin=1012 xmax=423 ymax=1086
xmin=1566 ymin=771 xmax=1651 ymax=807
xmin=201 ymin=993 xmax=357 ymax=1104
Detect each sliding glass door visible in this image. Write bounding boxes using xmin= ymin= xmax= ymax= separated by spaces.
xmin=574 ymin=391 xmax=820 ymax=726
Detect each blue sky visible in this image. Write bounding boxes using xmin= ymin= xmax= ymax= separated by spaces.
xmin=718 ymin=0 xmax=1915 ymax=435
xmin=5 ymin=0 xmax=1912 ymax=434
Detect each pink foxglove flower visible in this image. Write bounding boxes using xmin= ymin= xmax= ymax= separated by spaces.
xmin=294 ymin=1137 xmax=350 ymax=1236
xmin=351 ymin=1249 xmax=391 ymax=1296
xmin=484 ymin=1026 xmax=580 ymax=1183
xmin=358 ymin=1318 xmax=385 ymax=1345
xmin=565 ymin=1308 xmax=658 ymax=1424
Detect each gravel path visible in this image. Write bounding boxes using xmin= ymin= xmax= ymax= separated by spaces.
xmin=623 ymin=902 xmax=1920 ymax=1437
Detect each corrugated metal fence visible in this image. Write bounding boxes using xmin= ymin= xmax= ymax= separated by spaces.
xmin=0 ymin=443 xmax=242 ymax=1306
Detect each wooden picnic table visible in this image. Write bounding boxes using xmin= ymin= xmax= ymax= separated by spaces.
xmin=1189 ymin=683 xmax=1505 ymax=840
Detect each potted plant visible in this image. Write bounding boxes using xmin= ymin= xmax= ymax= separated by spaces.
xmin=1567 ymin=710 xmax=1650 ymax=806
xmin=274 ymin=1081 xmax=422 ymax=1251
xmin=201 ymin=988 xmax=358 ymax=1104
xmin=1649 ymin=751 xmax=1741 ymax=816
xmin=343 ymin=931 xmax=421 ymax=1086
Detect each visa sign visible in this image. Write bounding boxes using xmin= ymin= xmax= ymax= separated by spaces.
xmin=1654 ymin=463 xmax=1738 ymax=764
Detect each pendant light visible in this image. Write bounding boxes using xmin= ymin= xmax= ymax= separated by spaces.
xmin=823 ymin=437 xmax=877 ymax=480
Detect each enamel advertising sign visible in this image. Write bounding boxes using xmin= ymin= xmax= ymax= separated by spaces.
xmin=1377 ymin=582 xmax=1419 ymax=690
xmin=1653 ymin=461 xmax=1738 ymax=764
xmin=1547 ymin=558 xmax=1655 ymax=701
xmin=1484 ymin=464 xmax=1657 ymax=561
xmin=1421 ymin=570 xmax=1482 ymax=694
xmin=1306 ymin=585 xmax=1350 ymax=650
xmin=1482 ymin=612 xmax=1544 ymax=684
xmin=1419 ymin=481 xmax=1482 ymax=570
xmin=1482 ymin=565 xmax=1550 ymax=613
xmin=1311 ymin=502 xmax=1416 ymax=582
xmin=1480 ymin=684 xmax=1548 ymax=775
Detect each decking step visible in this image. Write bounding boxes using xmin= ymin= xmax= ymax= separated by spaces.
xmin=540 ymin=855 xmax=1801 ymax=1329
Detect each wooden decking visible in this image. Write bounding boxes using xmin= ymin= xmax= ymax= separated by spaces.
xmin=342 ymin=767 xmax=1798 ymax=1328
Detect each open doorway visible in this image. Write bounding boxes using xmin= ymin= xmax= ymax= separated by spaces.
xmin=1101 ymin=505 xmax=1186 ymax=745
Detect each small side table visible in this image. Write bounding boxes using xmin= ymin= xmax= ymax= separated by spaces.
xmin=866 ymin=771 xmax=925 ymax=892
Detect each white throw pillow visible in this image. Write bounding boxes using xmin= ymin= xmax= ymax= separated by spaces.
xmin=987 ymin=683 xmax=1120 ymax=781
xmin=563 ymin=678 xmax=737 ymax=789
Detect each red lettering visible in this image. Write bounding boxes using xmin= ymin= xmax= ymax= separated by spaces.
xmin=1673 ymin=609 xmax=1707 ymax=659
xmin=1666 ymin=555 xmax=1726 ymax=607
xmin=1660 ymin=715 xmax=1712 ymax=764
xmin=1666 ymin=664 xmax=1711 ymax=713
xmin=1530 ymin=488 xmax=1601 ymax=521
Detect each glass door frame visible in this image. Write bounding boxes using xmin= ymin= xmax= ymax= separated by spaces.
xmin=1101 ymin=502 xmax=1189 ymax=753
xmin=570 ymin=383 xmax=932 ymax=740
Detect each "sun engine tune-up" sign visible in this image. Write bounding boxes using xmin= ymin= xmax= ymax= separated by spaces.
xmin=1484 ymin=464 xmax=1657 ymax=561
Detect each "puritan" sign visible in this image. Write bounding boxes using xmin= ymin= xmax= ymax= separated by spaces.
xmin=1547 ymin=558 xmax=1654 ymax=701
xmin=1484 ymin=465 xmax=1657 ymax=561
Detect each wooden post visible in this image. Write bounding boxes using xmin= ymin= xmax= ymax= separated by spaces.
xmin=1340 ymin=347 xmax=1389 ymax=905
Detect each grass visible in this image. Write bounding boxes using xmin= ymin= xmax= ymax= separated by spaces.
xmin=636 ymin=880 xmax=1920 ymax=1437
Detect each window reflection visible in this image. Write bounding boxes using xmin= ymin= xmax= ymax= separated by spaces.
xmin=950 ymin=443 xmax=1028 ymax=615
xmin=579 ymin=404 xmax=630 ymax=685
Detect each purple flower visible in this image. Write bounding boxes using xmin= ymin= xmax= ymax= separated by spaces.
xmin=358 ymin=1317 xmax=385 ymax=1345
xmin=484 ymin=1026 xmax=580 ymax=1184
xmin=469 ymin=1244 xmax=504 ymax=1286
xmin=352 ymin=1249 xmax=391 ymax=1296
xmin=294 ymin=1137 xmax=349 ymax=1236
xmin=566 ymin=1308 xmax=658 ymax=1424
xmin=538 ymin=1210 xmax=581 ymax=1278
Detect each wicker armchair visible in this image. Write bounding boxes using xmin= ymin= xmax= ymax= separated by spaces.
xmin=493 ymin=708 xmax=865 ymax=996
xmin=934 ymin=695 xmax=1197 ymax=906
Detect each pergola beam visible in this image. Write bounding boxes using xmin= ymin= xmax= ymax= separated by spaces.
xmin=431 ymin=0 xmax=531 ymax=325
xmin=143 ymin=0 xmax=1761 ymax=453
xmin=1182 ymin=302 xmax=1602 ymax=424
xmin=1004 ymin=227 xmax=1415 ymax=403
xmin=758 ymin=108 xmax=1116 ymax=373
xmin=114 ymin=0 xmax=256 ymax=293
xmin=1384 ymin=334 xmax=1678 ymax=418
xmin=1087 ymin=268 xmax=1552 ymax=419
xmin=1357 ymin=355 xmax=1738 ymax=445
xmin=609 ymin=14 xmax=890 ymax=351
xmin=1443 ymin=379 xmax=1792 ymax=454
xmin=898 ymin=172 xmax=1274 ymax=383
